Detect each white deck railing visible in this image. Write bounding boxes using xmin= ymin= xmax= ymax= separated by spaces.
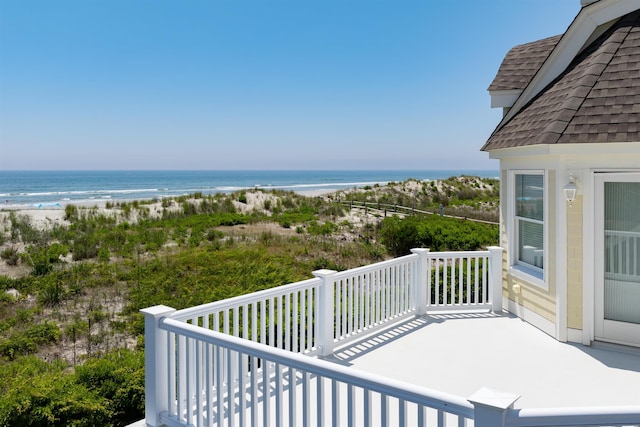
xmin=605 ymin=229 xmax=640 ymax=282
xmin=140 ymin=246 xmax=640 ymax=427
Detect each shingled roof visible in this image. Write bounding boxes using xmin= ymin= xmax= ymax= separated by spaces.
xmin=482 ymin=9 xmax=640 ymax=151
xmin=488 ymin=35 xmax=562 ymax=92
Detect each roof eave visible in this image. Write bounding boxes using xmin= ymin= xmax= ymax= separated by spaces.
xmin=485 ymin=141 xmax=640 ymax=158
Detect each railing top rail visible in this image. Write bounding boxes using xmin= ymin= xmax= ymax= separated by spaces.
xmin=160 ymin=317 xmax=474 ymax=418
xmin=333 ymin=253 xmax=418 ymax=280
xmin=426 ymin=250 xmax=491 ymax=258
xmin=605 ymin=229 xmax=640 ymax=237
xmin=171 ymin=277 xmax=321 ymax=321
xmin=506 ymin=405 xmax=640 ymax=426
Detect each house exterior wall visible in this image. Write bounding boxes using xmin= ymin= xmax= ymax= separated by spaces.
xmin=491 ymin=144 xmax=640 ymax=344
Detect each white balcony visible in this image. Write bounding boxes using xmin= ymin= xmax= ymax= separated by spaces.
xmin=138 ymin=248 xmax=640 ymax=427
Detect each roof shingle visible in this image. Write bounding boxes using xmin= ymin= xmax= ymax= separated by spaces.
xmin=488 ymin=35 xmax=562 ymax=92
xmin=483 ymin=10 xmax=640 ymax=151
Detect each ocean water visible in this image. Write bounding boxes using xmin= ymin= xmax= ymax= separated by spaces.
xmin=0 ymin=170 xmax=498 ymax=207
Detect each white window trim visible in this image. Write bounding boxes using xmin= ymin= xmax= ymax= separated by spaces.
xmin=508 ymin=170 xmax=548 ymax=290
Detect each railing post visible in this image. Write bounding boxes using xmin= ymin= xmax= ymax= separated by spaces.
xmin=313 ymin=269 xmax=337 ymax=357
xmin=411 ymin=248 xmax=430 ymax=315
xmin=469 ymin=388 xmax=520 ymax=427
xmin=141 ymin=305 xmax=176 ymax=427
xmin=487 ymin=246 xmax=504 ymax=313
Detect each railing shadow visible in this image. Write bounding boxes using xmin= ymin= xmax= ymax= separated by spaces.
xmin=571 ymin=341 xmax=640 ymax=373
xmin=327 ymin=311 xmax=503 ymax=365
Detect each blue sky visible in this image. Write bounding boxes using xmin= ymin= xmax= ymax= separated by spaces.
xmin=0 ymin=1 xmax=579 ymax=170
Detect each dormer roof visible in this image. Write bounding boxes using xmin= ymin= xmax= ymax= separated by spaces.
xmin=483 ymin=0 xmax=640 ymax=151
xmin=488 ymin=35 xmax=562 ymax=92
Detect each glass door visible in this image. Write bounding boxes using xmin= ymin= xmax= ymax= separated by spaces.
xmin=595 ymin=173 xmax=640 ymax=347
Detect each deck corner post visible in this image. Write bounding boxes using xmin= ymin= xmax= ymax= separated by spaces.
xmin=487 ymin=246 xmax=504 ymax=313
xmin=313 ymin=269 xmax=337 ymax=357
xmin=468 ymin=387 xmax=520 ymax=427
xmin=141 ymin=305 xmax=176 ymax=427
xmin=410 ymin=248 xmax=430 ymax=315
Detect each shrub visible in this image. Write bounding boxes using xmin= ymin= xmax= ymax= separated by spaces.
xmin=0 ymin=356 xmax=111 ymax=426
xmin=0 ymin=248 xmax=19 ymax=266
xmin=64 ymin=204 xmax=78 ymax=221
xmin=0 ymin=321 xmax=61 ymax=360
xmin=378 ymin=215 xmax=499 ymax=256
xmin=75 ymin=350 xmax=145 ymax=426
xmin=72 ymin=234 xmax=99 ymax=261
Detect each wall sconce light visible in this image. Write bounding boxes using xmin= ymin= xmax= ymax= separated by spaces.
xmin=563 ymin=173 xmax=578 ymax=207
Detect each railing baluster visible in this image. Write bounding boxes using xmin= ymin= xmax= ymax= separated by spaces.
xmin=332 ymin=379 xmax=340 ymax=426
xmin=262 ymin=356 xmax=270 ymax=427
xmin=186 ymin=337 xmax=193 ymax=425
xmin=302 ymin=372 xmax=310 ymax=427
xmin=385 ymin=266 xmax=391 ymax=319
xmin=468 ymin=257 xmax=473 ymax=304
xmin=474 ymin=257 xmax=479 ymax=304
xmin=348 ymin=384 xmax=356 ymax=426
xmin=349 ymin=276 xmax=355 ymax=334
xmin=376 ymin=270 xmax=382 ymax=325
xmin=195 ymin=339 xmax=202 ymax=427
xmin=177 ymin=334 xmax=186 ymax=422
xmin=268 ymin=297 xmax=274 ymax=349
xmin=275 ymin=362 xmax=282 ymax=426
xmin=435 ymin=258 xmax=441 ymax=306
xmin=308 ymin=287 xmax=314 ymax=351
xmin=250 ymin=355 xmax=258 ymax=426
xmin=364 ymin=388 xmax=372 ymax=427
xmin=215 ymin=344 xmax=224 ymax=425
xmin=317 ymin=375 xmax=325 ymax=427
xmin=238 ymin=349 xmax=247 ymax=427
xmin=289 ymin=367 xmax=297 ymax=427
xmin=300 ymin=290 xmax=307 ymax=353
xmin=206 ymin=341 xmax=212 ymax=427
xmin=276 ymin=295 xmax=282 ymax=349
xmin=260 ymin=300 xmax=266 ymax=346
xmin=168 ymin=331 xmax=177 ymax=418
xmin=418 ymin=403 xmax=426 ymax=427
xmin=285 ymin=293 xmax=291 ymax=351
xmin=381 ymin=393 xmax=389 ymax=427
xmin=444 ymin=257 xmax=449 ymax=306
xmin=400 ymin=397 xmax=407 ymax=427
xmin=226 ymin=348 xmax=235 ymax=427
xmin=251 ymin=302 xmax=257 ymax=343
xmin=342 ymin=278 xmax=348 ymax=338
xmin=292 ymin=291 xmax=298 ymax=353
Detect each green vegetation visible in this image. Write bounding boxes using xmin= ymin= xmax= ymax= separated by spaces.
xmin=0 ymin=177 xmax=499 ymax=426
xmin=336 ymin=175 xmax=499 ymax=223
xmin=379 ymin=214 xmax=499 ymax=257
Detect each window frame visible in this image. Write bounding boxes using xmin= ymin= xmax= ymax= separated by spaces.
xmin=509 ymin=170 xmax=547 ymax=289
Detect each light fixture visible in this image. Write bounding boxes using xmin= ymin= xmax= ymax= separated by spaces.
xmin=563 ymin=173 xmax=578 ymax=207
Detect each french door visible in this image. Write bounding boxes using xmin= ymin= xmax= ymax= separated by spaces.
xmin=595 ymin=172 xmax=640 ymax=347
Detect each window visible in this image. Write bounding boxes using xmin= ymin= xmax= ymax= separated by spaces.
xmin=514 ymin=173 xmax=544 ymax=272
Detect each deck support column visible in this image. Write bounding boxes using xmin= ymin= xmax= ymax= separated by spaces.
xmin=313 ymin=269 xmax=337 ymax=357
xmin=141 ymin=305 xmax=176 ymax=427
xmin=487 ymin=246 xmax=504 ymax=313
xmin=411 ymin=248 xmax=430 ymax=315
xmin=469 ymin=387 xmax=520 ymax=427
